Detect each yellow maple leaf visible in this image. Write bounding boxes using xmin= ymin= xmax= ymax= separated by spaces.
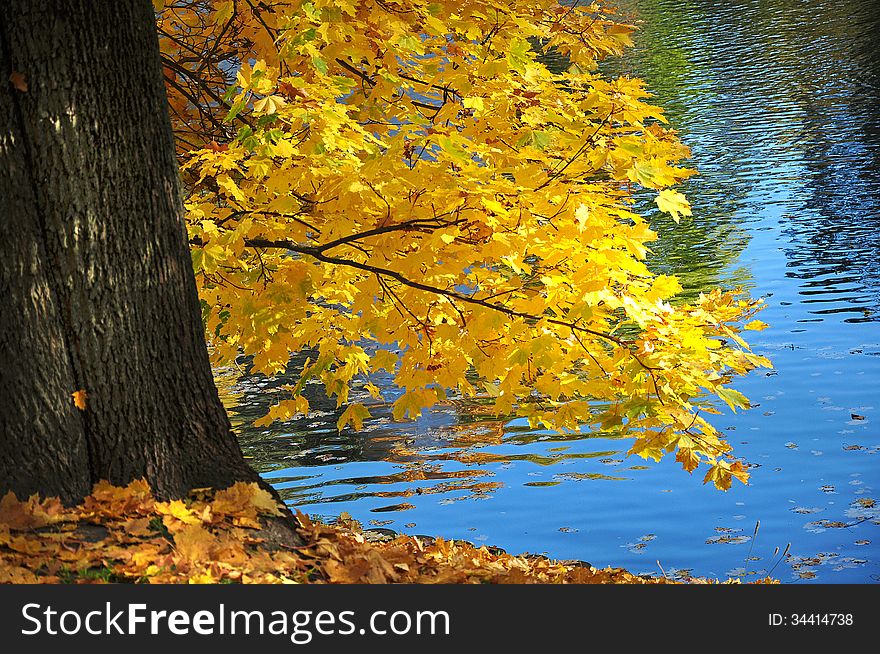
xmin=744 ymin=320 xmax=769 ymax=331
xmin=212 ymin=482 xmax=281 ymax=519
xmin=337 ymin=402 xmax=371 ymax=432
xmin=156 ymin=499 xmax=201 ymax=526
xmin=703 ymin=460 xmax=749 ymax=490
xmin=655 ymin=189 xmax=692 ymax=223
xmin=675 ymin=447 xmax=701 ymax=474
xmin=253 ymin=95 xmax=287 ymax=115
xmin=248 ymin=485 xmax=283 ymax=517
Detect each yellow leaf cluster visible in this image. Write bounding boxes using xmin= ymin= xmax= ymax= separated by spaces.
xmin=157 ymin=1 xmax=772 ymax=487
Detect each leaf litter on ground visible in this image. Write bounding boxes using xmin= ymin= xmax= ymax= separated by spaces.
xmin=0 ymin=480 xmax=777 ymax=584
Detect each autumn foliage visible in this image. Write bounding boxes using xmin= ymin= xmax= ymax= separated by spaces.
xmin=156 ymin=0 xmax=770 ymax=491
xmin=1 ymin=481 xmax=778 ymax=583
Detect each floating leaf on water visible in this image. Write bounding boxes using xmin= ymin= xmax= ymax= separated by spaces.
xmin=706 ymin=535 xmax=751 ymax=545
xmin=554 ymin=472 xmax=627 ymax=482
xmin=369 ymin=503 xmax=415 ymax=513
xmin=804 ymin=519 xmax=850 ymax=533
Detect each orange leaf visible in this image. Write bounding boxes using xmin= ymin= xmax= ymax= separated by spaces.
xmin=121 ymin=517 xmax=154 ymax=537
xmin=85 ymin=479 xmax=154 ymax=515
xmin=174 ymin=524 xmax=217 ymax=561
xmin=212 ymin=482 xmax=281 ymax=519
xmin=0 ymin=492 xmax=53 ymax=529
xmin=72 ymin=389 xmax=87 ymax=410
xmin=249 ymin=485 xmax=283 ymax=517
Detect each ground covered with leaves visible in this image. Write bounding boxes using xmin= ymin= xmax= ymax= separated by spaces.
xmin=1 ymin=481 xmax=774 ymax=584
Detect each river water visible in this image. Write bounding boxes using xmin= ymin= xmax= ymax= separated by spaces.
xmin=226 ymin=0 xmax=880 ymax=582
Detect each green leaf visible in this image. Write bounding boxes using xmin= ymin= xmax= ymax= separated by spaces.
xmin=222 ymin=85 xmax=240 ymax=102
xmin=516 ymin=130 xmax=551 ymax=150
xmin=224 ymin=98 xmax=246 ymax=123
xmin=507 ymin=38 xmax=532 ymax=74
xmin=312 ymin=55 xmax=328 ymax=75
xmin=438 ymin=136 xmax=468 ymax=161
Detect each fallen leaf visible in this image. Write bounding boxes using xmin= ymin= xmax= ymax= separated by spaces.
xmin=9 ymin=71 xmax=27 ymax=92
xmin=0 ymin=480 xmax=778 ymax=585
xmin=120 ymin=517 xmax=153 ymax=537
xmin=212 ymin=482 xmax=281 ymax=520
xmin=174 ymin=524 xmax=216 ymax=561
xmin=0 ymin=492 xmax=60 ymax=530
xmin=156 ymin=499 xmax=201 ymax=526
xmin=85 ymin=479 xmax=154 ymax=515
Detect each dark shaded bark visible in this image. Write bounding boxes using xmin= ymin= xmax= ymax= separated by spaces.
xmin=0 ymin=0 xmax=262 ymax=504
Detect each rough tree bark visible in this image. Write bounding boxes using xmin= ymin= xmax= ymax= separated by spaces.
xmin=0 ymin=0 xmax=264 ymax=504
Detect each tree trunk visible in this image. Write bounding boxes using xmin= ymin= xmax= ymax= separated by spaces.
xmin=0 ymin=0 xmax=261 ymax=504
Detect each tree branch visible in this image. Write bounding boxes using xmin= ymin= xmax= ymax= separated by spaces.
xmin=239 ymin=237 xmax=632 ymax=351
